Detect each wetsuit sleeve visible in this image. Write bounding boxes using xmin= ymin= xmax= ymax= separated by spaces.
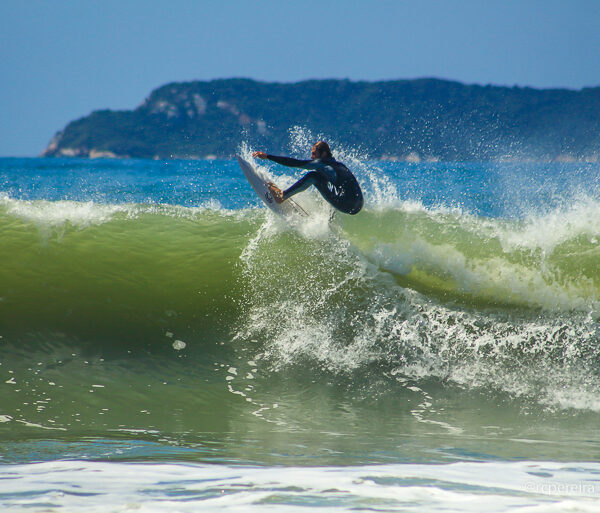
xmin=266 ymin=155 xmax=312 ymax=168
xmin=266 ymin=155 xmax=330 ymax=171
xmin=282 ymin=172 xmax=319 ymax=200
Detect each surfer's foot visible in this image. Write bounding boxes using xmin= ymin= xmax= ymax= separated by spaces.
xmin=267 ymin=182 xmax=285 ymax=204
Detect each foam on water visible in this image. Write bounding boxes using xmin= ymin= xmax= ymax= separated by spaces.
xmin=0 ymin=194 xmax=248 ymax=235
xmin=2 ymin=460 xmax=599 ymax=512
xmin=0 ymin=194 xmax=130 ymax=228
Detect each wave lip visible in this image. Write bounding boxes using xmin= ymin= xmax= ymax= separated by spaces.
xmin=351 ymin=198 xmax=600 ymax=313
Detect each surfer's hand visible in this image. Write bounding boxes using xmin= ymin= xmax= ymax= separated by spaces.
xmin=252 ymin=151 xmax=267 ymax=160
xmin=267 ymin=182 xmax=284 ymax=204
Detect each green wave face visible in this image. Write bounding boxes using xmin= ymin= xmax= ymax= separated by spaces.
xmin=0 ymin=202 xmax=257 ymax=340
xmin=3 ymin=197 xmax=599 ymax=331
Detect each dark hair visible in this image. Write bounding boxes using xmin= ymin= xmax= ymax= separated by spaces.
xmin=312 ymin=141 xmax=332 ymax=158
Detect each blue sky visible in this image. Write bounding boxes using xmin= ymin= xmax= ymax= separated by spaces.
xmin=2 ymin=0 xmax=599 ymax=156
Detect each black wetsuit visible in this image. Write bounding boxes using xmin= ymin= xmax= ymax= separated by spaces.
xmin=266 ymin=155 xmax=364 ymax=215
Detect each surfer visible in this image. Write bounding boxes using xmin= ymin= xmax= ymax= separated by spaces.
xmin=252 ymin=141 xmax=364 ymax=214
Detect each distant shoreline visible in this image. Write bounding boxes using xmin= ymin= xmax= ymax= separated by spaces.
xmin=41 ymin=77 xmax=600 ymax=164
xmin=3 ymin=155 xmax=599 ymax=165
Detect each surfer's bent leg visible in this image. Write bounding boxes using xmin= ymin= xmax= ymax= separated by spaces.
xmin=282 ymin=172 xmax=319 ymax=200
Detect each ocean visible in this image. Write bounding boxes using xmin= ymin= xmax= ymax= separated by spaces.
xmin=1 ymin=140 xmax=600 ymax=511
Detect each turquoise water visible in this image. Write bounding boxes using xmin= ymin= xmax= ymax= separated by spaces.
xmin=1 ymin=144 xmax=600 ymax=511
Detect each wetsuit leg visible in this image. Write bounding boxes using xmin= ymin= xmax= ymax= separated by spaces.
xmin=282 ymin=172 xmax=319 ymax=200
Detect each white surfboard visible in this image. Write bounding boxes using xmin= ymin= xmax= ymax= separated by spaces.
xmin=237 ymin=155 xmax=308 ymax=217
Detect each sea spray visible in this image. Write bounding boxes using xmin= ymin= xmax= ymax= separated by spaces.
xmin=236 ymin=219 xmax=597 ymax=411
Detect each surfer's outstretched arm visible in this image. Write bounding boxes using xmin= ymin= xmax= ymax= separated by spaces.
xmin=265 ymin=154 xmax=313 ymax=169
xmin=253 ymin=152 xmax=322 ymax=170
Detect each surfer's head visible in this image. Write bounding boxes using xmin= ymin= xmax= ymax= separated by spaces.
xmin=311 ymin=141 xmax=332 ymax=159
